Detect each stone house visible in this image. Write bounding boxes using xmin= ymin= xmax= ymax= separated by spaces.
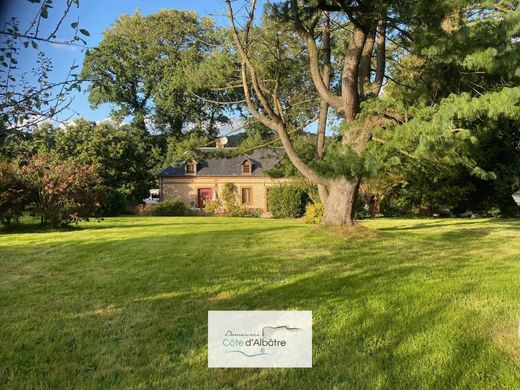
xmin=158 ymin=147 xmax=288 ymax=213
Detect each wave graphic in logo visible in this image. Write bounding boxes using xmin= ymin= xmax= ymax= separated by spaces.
xmin=228 ymin=350 xmax=271 ymax=357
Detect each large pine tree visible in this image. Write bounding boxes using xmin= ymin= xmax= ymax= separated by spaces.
xmin=226 ymin=0 xmax=519 ymax=225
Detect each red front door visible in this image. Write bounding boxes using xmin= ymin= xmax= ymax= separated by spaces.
xmin=197 ymin=188 xmax=213 ymax=209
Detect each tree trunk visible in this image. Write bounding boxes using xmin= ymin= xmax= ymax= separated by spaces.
xmin=316 ymin=11 xmax=331 ymax=205
xmin=322 ymin=177 xmax=360 ymax=225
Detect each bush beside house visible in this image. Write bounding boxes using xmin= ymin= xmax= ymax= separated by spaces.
xmin=150 ymin=199 xmax=188 ymax=216
xmin=135 ymin=199 xmax=190 ymax=216
xmin=267 ymin=185 xmax=309 ymax=218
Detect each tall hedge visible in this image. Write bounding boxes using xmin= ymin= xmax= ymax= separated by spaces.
xmin=267 ymin=185 xmax=308 ymax=218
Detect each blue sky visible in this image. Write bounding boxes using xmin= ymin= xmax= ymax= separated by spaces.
xmin=2 ymin=0 xmax=244 ymax=123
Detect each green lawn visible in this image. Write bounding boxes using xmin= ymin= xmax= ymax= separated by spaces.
xmin=1 ymin=216 xmax=520 ymax=389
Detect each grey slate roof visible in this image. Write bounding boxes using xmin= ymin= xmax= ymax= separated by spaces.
xmin=157 ymin=147 xmax=284 ymax=177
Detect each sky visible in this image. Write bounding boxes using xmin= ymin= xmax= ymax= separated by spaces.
xmin=1 ymin=0 xmax=247 ymax=124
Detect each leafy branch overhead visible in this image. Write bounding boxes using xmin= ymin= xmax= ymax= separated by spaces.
xmin=0 ymin=0 xmax=90 ymax=132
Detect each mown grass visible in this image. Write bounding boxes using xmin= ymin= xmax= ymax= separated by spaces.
xmin=1 ymin=216 xmax=520 ymax=389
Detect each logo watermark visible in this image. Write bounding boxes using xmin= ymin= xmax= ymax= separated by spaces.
xmin=208 ymin=311 xmax=312 ymax=368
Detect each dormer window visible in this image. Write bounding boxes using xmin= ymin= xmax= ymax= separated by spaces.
xmin=185 ymin=160 xmax=197 ymax=175
xmin=241 ymin=159 xmax=253 ymax=175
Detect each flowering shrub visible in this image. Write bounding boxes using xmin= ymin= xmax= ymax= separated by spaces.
xmin=21 ymin=153 xmax=102 ymax=227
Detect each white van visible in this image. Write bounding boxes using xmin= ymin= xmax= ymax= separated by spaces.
xmin=143 ymin=189 xmax=160 ymax=205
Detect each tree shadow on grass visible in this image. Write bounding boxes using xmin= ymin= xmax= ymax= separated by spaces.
xmin=378 ymin=218 xmax=520 ymax=232
xmin=195 ymin=244 xmax=518 ymax=387
xmin=0 ymin=223 xmax=81 ymax=235
xmin=130 ymin=226 xmax=517 ymax=387
xmin=0 ymin=216 xmax=288 ymax=235
xmin=1 ymin=219 xmax=519 ymax=388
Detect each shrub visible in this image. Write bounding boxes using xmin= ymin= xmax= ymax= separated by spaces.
xmin=204 ymin=199 xmax=223 ymax=215
xmin=98 ymin=186 xmax=127 ymax=216
xmin=304 ymin=203 xmax=324 ymax=224
xmin=380 ymin=196 xmax=412 ymax=217
xmin=227 ymin=207 xmax=261 ymax=218
xmin=486 ymin=206 xmax=502 ymax=218
xmin=0 ymin=159 xmax=27 ymax=227
xmin=268 ymin=185 xmax=308 ymax=218
xmin=150 ymin=199 xmax=188 ymax=216
xmin=21 ymin=153 xmax=102 ymax=227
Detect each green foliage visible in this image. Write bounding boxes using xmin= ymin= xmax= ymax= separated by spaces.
xmin=226 ymin=207 xmax=261 ymax=218
xmin=204 ymin=183 xmax=260 ymax=218
xmin=0 ymin=159 xmax=26 ymax=227
xmin=203 ymin=199 xmax=222 ymax=215
xmin=81 ymin=9 xmax=233 ymax=135
xmin=166 ymin=133 xmax=209 ymax=163
xmin=10 ymin=119 xmax=158 ymax=203
xmin=0 ymin=1 xmax=87 ymax=132
xmin=354 ymin=197 xmax=372 ymax=220
xmin=266 ymin=134 xmax=318 ymax=178
xmin=313 ymin=139 xmax=379 ymax=181
xmin=98 ymin=186 xmax=127 ymax=217
xmin=487 ymin=207 xmax=502 ymax=218
xmin=380 ymin=197 xmax=408 ymax=217
xmin=235 ymin=126 xmax=273 ymax=156
xmin=374 ymin=87 xmax=520 ymax=216
xmin=364 ymin=2 xmax=520 ymax=217
xmin=267 ymin=184 xmax=309 ymax=218
xmin=220 ymin=182 xmax=240 ymax=211
xmin=150 ymin=199 xmax=188 ymax=217
xmin=304 ymin=203 xmax=323 ymax=224
xmin=151 ymin=199 xmax=187 ymax=216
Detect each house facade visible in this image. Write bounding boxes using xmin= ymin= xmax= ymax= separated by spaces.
xmin=158 ymin=148 xmax=288 ymax=213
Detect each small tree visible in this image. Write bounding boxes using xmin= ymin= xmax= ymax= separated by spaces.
xmin=21 ymin=153 xmax=101 ymax=227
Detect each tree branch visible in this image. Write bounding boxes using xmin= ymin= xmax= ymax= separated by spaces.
xmin=226 ymin=0 xmax=280 ymax=122
xmin=371 ymin=17 xmax=386 ymax=96
xmin=290 ymin=0 xmax=343 ymax=112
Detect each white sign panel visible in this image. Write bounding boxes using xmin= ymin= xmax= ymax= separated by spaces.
xmin=208 ymin=311 xmax=312 ymax=368
xmin=513 ymin=190 xmax=520 ymax=206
